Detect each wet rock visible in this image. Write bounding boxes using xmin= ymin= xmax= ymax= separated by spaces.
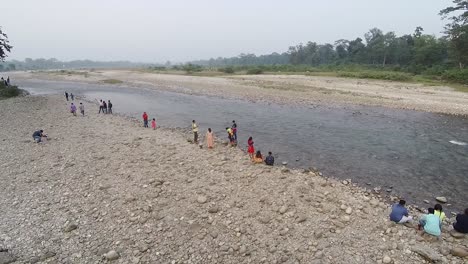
xmin=104 ymin=250 xmax=120 ymax=261
xmin=282 ymin=162 xmax=288 ymax=165
xmin=435 ymin=197 xmax=447 ymax=203
xmin=0 ymin=252 xmax=16 ymax=264
xmin=342 ymin=180 xmax=348 ymax=185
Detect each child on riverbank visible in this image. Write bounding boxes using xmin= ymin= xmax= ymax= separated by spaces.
xmin=253 ymin=150 xmax=263 ymax=163
xmin=79 ymin=103 xmax=85 ymax=116
xmin=247 ymin=137 xmax=255 ymax=160
xmin=206 ymin=128 xmax=214 ymax=149
xmin=70 ymin=103 xmax=77 ymax=116
xmin=434 ymin=204 xmax=446 ymax=223
xmin=151 ymin=118 xmax=157 ymax=130
xmin=143 ymin=112 xmax=148 ymax=128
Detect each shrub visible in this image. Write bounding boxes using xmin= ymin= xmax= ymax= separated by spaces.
xmin=218 ymin=67 xmax=235 ymax=74
xmin=0 ymin=82 xmax=22 ymax=98
xmin=337 ymin=71 xmax=413 ymax=81
xmin=441 ymin=69 xmax=468 ymax=84
xmin=246 ymin=68 xmax=263 ymax=75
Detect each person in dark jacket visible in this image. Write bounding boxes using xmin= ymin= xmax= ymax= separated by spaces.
xmin=108 ymin=100 xmax=113 ymax=114
xmin=32 ymin=130 xmax=47 ymax=143
xmin=265 ymin=152 xmax=274 ymax=166
xmin=453 ymin=208 xmax=468 ymax=233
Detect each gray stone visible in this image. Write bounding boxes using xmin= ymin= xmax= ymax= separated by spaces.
xmin=64 ymin=223 xmax=78 ymax=232
xmin=450 ymin=247 xmax=468 ymax=258
xmin=40 ymin=252 xmax=56 ymax=261
xmin=412 ymin=245 xmax=442 ymax=262
xmin=435 ymin=197 xmax=447 ymax=203
xmin=197 ymin=196 xmax=208 ymax=204
xmin=208 ymin=207 xmax=219 ymax=213
xmin=449 ymin=230 xmax=466 ymax=239
xmin=279 ymin=205 xmax=288 ymax=214
xmin=104 ymin=250 xmax=120 ymax=261
xmin=383 ymin=255 xmax=392 ymax=264
xmin=0 ymin=252 xmax=16 ymax=264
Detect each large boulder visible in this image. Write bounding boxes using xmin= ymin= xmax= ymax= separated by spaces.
xmin=412 ymin=245 xmax=442 ymax=263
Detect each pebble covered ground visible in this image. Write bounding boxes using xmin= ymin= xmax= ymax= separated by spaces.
xmin=0 ymin=95 xmax=467 ymax=264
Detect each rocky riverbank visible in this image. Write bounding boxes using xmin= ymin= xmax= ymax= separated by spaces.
xmin=0 ymin=95 xmax=467 ymax=264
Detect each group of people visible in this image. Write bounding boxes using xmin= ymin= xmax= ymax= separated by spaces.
xmin=142 ymin=112 xmax=157 ymax=129
xmin=64 ymin=91 xmax=74 ymax=101
xmin=1 ymin=76 xmax=10 ymax=86
xmin=189 ymin=119 xmax=275 ymax=166
xmin=69 ymin=102 xmax=85 ymax=116
xmin=390 ymin=199 xmax=468 ymax=237
xmin=98 ymin=99 xmax=113 ymax=114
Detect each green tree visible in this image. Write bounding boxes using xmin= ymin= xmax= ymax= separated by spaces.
xmin=440 ymin=0 xmax=468 ymax=68
xmin=0 ymin=27 xmax=13 ymax=62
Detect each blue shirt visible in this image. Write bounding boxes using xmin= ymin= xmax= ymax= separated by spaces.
xmin=421 ymin=214 xmax=441 ymax=236
xmin=389 ymin=204 xmax=408 ymax=222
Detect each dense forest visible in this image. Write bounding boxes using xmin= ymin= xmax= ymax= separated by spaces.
xmin=189 ymin=1 xmax=468 ymax=83
xmin=192 ymin=27 xmax=452 ymax=74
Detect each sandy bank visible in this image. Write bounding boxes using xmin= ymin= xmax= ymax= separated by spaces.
xmin=9 ymin=70 xmax=468 ymax=115
xmin=0 ymin=95 xmax=467 ymax=263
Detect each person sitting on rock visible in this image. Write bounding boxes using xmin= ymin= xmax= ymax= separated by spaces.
xmin=265 ymin=151 xmax=274 ymax=166
xmin=390 ymin=200 xmax=412 ymax=224
xmin=418 ymin=208 xmax=441 ymax=237
xmin=32 ymin=130 xmax=47 ymax=143
xmin=253 ymin=150 xmax=263 ymax=163
xmin=453 ymin=208 xmax=468 ymax=234
xmin=434 ymin=204 xmax=446 ymax=224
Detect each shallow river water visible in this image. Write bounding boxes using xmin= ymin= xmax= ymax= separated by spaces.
xmin=19 ymin=79 xmax=468 ymax=212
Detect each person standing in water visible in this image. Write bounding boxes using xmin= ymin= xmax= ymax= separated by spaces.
xmin=192 ymin=120 xmax=199 ymax=143
xmin=247 ymin=137 xmax=255 ymax=160
xmin=151 ymin=118 xmax=157 ymax=130
xmin=142 ymin=112 xmax=149 ymax=128
xmin=206 ymin=128 xmax=214 ymax=149
xmin=70 ymin=93 xmax=74 ymax=101
xmin=65 ymin=92 xmax=69 ymax=101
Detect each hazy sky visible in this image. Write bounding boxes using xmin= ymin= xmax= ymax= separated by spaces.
xmin=1 ymin=0 xmax=450 ymax=63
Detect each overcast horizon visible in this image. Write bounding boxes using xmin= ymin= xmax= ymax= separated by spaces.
xmin=1 ymin=0 xmax=450 ymax=63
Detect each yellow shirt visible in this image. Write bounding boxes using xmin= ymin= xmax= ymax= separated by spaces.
xmin=192 ymin=123 xmax=198 ymax=132
xmin=434 ymin=210 xmax=446 ymax=222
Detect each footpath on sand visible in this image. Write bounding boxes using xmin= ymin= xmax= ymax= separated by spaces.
xmin=0 ymin=95 xmax=467 ymax=264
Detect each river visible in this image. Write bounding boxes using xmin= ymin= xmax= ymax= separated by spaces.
xmin=18 ymin=79 xmax=468 ymax=213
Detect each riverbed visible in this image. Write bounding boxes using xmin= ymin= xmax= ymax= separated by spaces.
xmin=19 ymin=79 xmax=468 ymax=212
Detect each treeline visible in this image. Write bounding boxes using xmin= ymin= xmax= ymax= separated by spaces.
xmin=192 ymin=27 xmax=451 ymax=74
xmin=0 ymin=58 xmax=150 ymax=72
